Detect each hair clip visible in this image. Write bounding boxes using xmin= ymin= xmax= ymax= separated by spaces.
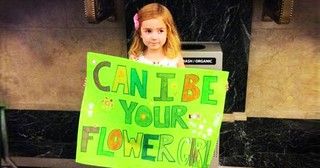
xmin=133 ymin=13 xmax=139 ymax=30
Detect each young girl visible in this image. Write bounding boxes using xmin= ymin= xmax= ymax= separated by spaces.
xmin=128 ymin=3 xmax=185 ymax=68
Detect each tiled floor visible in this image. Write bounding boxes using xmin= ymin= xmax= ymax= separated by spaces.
xmin=2 ymin=157 xmax=248 ymax=168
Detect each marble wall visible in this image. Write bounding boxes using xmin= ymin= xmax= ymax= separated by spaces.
xmin=217 ymin=1 xmax=320 ymax=167
xmin=5 ymin=110 xmax=320 ymax=167
xmin=219 ymin=118 xmax=320 ymax=167
xmin=1 ymin=0 xmax=253 ymax=114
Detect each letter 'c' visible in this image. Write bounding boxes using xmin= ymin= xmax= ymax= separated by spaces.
xmin=93 ymin=61 xmax=111 ymax=91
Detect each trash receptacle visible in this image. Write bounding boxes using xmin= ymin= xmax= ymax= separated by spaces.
xmin=181 ymin=41 xmax=223 ymax=70
xmin=181 ymin=41 xmax=222 ymax=168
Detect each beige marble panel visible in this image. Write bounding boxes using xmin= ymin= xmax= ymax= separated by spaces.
xmin=0 ymin=0 xmax=128 ymax=110
xmin=1 ymin=28 xmax=127 ymax=110
xmin=0 ymin=0 xmax=125 ymax=29
xmin=246 ymin=0 xmax=320 ymax=119
xmin=246 ymin=28 xmax=320 ymax=119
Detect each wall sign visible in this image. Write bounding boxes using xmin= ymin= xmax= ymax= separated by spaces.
xmin=184 ymin=58 xmax=217 ymax=65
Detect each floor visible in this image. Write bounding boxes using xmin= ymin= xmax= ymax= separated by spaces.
xmin=1 ymin=157 xmax=248 ymax=168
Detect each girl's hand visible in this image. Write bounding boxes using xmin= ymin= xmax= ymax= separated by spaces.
xmin=226 ymin=81 xmax=229 ymax=91
xmin=83 ymin=77 xmax=87 ymax=87
xmin=177 ymin=55 xmax=186 ymax=68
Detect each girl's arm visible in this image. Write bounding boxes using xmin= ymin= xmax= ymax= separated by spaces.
xmin=177 ymin=55 xmax=186 ymax=68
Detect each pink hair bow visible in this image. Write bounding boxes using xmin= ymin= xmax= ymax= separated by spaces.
xmin=133 ymin=13 xmax=139 ymax=30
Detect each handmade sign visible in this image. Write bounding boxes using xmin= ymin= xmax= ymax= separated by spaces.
xmin=76 ymin=52 xmax=229 ymax=168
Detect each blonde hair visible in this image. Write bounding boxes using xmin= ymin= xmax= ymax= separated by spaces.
xmin=128 ymin=3 xmax=181 ymax=59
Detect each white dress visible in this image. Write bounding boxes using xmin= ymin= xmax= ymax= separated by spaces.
xmin=133 ymin=55 xmax=179 ymax=68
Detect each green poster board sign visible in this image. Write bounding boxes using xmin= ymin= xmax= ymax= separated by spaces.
xmin=76 ymin=52 xmax=229 ymax=168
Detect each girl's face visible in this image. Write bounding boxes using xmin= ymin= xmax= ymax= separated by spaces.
xmin=140 ymin=17 xmax=167 ymax=51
